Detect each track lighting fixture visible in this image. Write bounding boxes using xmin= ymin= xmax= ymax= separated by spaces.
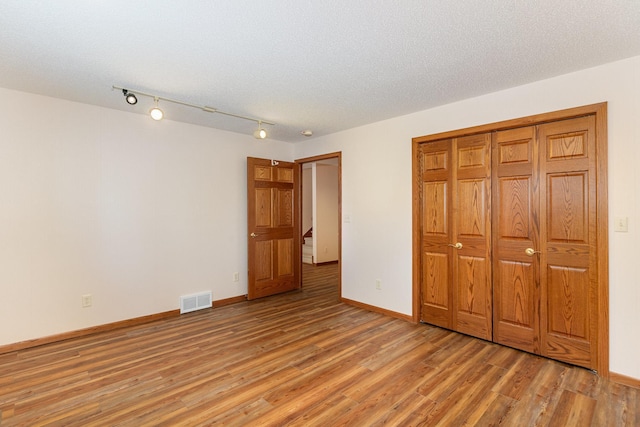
xmin=113 ymin=85 xmax=274 ymax=138
xmin=122 ymin=89 xmax=137 ymax=105
xmin=253 ymin=121 xmax=267 ymax=139
xmin=149 ymin=97 xmax=164 ymax=121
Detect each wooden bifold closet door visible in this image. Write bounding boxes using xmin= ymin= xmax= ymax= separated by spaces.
xmin=415 ymin=107 xmax=606 ymax=372
xmin=492 ymin=116 xmax=598 ymax=369
xmin=419 ymin=134 xmax=492 ymax=341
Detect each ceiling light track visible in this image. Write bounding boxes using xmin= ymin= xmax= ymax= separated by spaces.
xmin=112 ymin=85 xmax=275 ymax=135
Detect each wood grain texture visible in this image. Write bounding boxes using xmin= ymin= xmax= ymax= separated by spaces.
xmin=247 ymin=157 xmax=299 ymax=300
xmin=538 ymin=116 xmax=597 ymax=370
xmin=0 ymin=264 xmax=634 ymax=426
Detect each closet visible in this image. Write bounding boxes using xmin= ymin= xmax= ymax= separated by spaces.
xmin=413 ymin=104 xmax=608 ymax=373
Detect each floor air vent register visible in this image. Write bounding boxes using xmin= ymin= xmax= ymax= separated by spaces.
xmin=180 ymin=291 xmax=212 ymax=314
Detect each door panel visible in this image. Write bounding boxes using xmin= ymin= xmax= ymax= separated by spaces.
xmin=457 ymin=179 xmax=487 ymax=237
xmin=255 ymin=241 xmax=273 ymax=281
xmin=274 ymin=188 xmax=294 ymax=227
xmin=547 ymin=265 xmax=589 ymax=338
xmin=422 ymin=251 xmax=450 ymax=327
xmin=419 ymin=135 xmax=492 ymax=340
xmin=277 ymin=239 xmax=294 ymax=276
xmin=454 ymin=134 xmax=492 ymax=340
xmin=492 ymin=126 xmax=539 ymax=353
xmin=423 ymin=182 xmax=448 ymax=235
xmin=497 ymin=260 xmax=534 ymax=325
xmin=247 ymin=157 xmax=300 ymax=300
xmin=456 ymin=255 xmax=488 ymax=314
xmin=420 ymin=140 xmax=453 ymax=329
xmin=538 ymin=116 xmax=597 ymax=369
xmin=547 ymin=173 xmax=588 ymax=243
xmin=498 ymin=177 xmax=531 ymax=239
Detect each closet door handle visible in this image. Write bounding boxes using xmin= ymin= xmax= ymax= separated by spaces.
xmin=250 ymin=232 xmax=257 ymax=238
xmin=448 ymin=242 xmax=463 ymax=249
xmin=525 ymin=247 xmax=540 ymax=256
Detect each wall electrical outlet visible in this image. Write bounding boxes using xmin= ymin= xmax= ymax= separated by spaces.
xmin=82 ymin=294 xmax=92 ymax=308
xmin=233 ymin=272 xmax=240 ymax=282
xmin=375 ymin=280 xmax=382 ymax=290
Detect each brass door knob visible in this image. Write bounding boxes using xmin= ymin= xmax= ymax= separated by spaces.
xmin=448 ymin=242 xmax=463 ymax=249
xmin=525 ymin=247 xmax=540 ymax=256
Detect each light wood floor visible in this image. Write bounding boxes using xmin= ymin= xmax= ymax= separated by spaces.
xmin=0 ymin=263 xmax=637 ymax=426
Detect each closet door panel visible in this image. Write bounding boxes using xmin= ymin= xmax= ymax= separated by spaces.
xmin=423 ymin=182 xmax=448 ymax=235
xmin=454 ymin=134 xmax=492 ymax=340
xmin=547 ymin=172 xmax=589 ymax=243
xmin=457 ymin=179 xmax=488 ymax=238
xmin=419 ymin=141 xmax=453 ymax=328
xmin=494 ymin=259 xmax=536 ymax=351
xmin=538 ymin=116 xmax=597 ymax=369
xmin=456 ymin=254 xmax=491 ymax=338
xmin=492 ymin=126 xmax=540 ymax=353
xmin=498 ymin=177 xmax=531 ymax=239
xmin=421 ymin=251 xmax=450 ymax=327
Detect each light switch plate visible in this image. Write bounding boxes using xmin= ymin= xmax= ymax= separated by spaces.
xmin=614 ymin=217 xmax=628 ymax=232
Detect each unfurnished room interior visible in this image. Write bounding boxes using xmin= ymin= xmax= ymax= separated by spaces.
xmin=0 ymin=2 xmax=639 ymax=425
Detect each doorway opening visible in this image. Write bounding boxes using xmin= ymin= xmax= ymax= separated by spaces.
xmin=296 ymin=152 xmax=342 ymax=296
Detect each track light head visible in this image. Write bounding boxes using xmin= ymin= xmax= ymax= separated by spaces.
xmin=253 ymin=121 xmax=267 ymax=139
xmin=150 ymin=97 xmax=164 ymax=120
xmin=150 ymin=107 xmax=164 ymax=120
xmin=122 ymin=89 xmax=137 ymax=105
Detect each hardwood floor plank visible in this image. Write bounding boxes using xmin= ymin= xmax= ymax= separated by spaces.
xmin=169 ymin=366 xmax=302 ymax=425
xmin=251 ymin=365 xmax=372 ymax=426
xmin=492 ymin=352 xmax=546 ymax=399
xmin=548 ymin=390 xmax=597 ymax=427
xmin=436 ymin=366 xmax=506 ymax=426
xmin=0 ymin=263 xmax=637 ymax=426
xmin=499 ymin=360 xmax=569 ymax=426
xmin=332 ymin=361 xmax=436 ymax=426
xmin=342 ymin=341 xmax=436 ymax=402
xmin=472 ymin=393 xmax=518 ymax=426
xmin=368 ymin=391 xmax=437 ymax=427
xmin=285 ymin=393 xmax=360 ymax=427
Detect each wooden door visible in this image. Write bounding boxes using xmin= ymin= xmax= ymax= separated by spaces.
xmin=492 ymin=126 xmax=540 ymax=353
xmin=419 ymin=139 xmax=453 ymax=329
xmin=419 ymin=135 xmax=492 ymax=340
xmin=453 ymin=134 xmax=492 ymax=340
xmin=493 ymin=117 xmax=599 ymax=369
xmin=538 ymin=116 xmax=597 ymax=369
xmin=247 ymin=157 xmax=300 ymax=300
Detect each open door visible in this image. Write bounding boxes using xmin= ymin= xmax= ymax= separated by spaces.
xmin=247 ymin=157 xmax=300 ymax=299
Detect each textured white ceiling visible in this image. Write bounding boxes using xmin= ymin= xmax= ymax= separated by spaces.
xmin=1 ymin=1 xmax=639 ymax=142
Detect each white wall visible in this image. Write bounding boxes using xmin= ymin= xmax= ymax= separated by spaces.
xmin=293 ymin=56 xmax=640 ymax=379
xmin=0 ymin=88 xmax=293 ymax=346
xmin=314 ymin=164 xmax=339 ymax=263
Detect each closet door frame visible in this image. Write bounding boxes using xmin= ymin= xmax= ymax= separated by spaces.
xmin=411 ymin=102 xmax=608 ymax=377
